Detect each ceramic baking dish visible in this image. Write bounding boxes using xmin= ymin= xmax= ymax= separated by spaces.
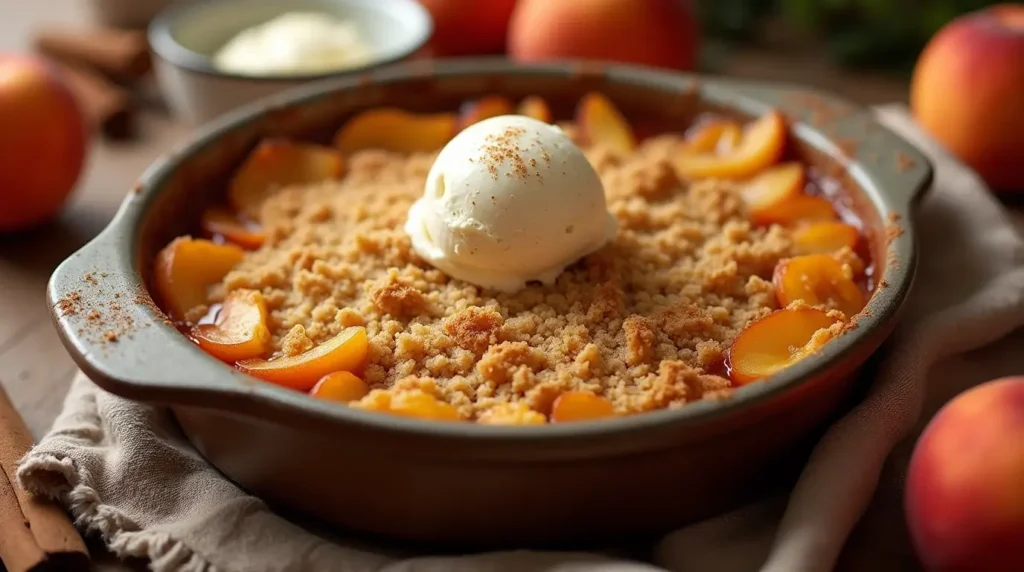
xmin=47 ymin=59 xmax=932 ymax=547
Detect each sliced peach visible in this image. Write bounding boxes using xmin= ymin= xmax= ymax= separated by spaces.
xmin=550 ymin=391 xmax=616 ymax=423
xmin=237 ymin=326 xmax=368 ymax=391
xmin=684 ymin=120 xmax=744 ymax=154
xmin=310 ymin=371 xmax=369 ymax=403
xmin=200 ymin=207 xmax=266 ymax=250
xmin=477 ymin=402 xmax=547 ymax=425
xmin=516 ymin=95 xmax=553 ymax=123
xmin=388 ymin=391 xmax=462 ymax=421
xmin=153 ymin=237 xmax=244 ymax=322
xmin=741 ymin=162 xmax=805 ymax=223
xmin=459 ymin=96 xmax=515 ymax=129
xmin=752 ymin=194 xmax=838 ymax=227
xmin=333 ymin=108 xmax=458 ymax=154
xmin=191 ymin=289 xmax=271 ymax=363
xmin=792 ymin=221 xmax=860 ymax=254
xmin=228 ymin=139 xmax=345 ymax=218
xmin=674 ymin=110 xmax=787 ymax=180
xmin=729 ymin=308 xmax=839 ymax=385
xmin=576 ymin=92 xmax=637 ymax=154
xmin=774 ymin=254 xmax=866 ymax=317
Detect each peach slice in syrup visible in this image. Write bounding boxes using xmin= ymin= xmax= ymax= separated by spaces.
xmin=674 ymin=110 xmax=787 ymax=180
xmin=200 ymin=207 xmax=266 ymax=250
xmin=792 ymin=221 xmax=860 ymax=254
xmin=576 ymin=92 xmax=637 ymax=154
xmin=192 ymin=289 xmax=271 ymax=363
xmin=683 ymin=120 xmax=744 ymax=154
xmin=237 ymin=326 xmax=368 ymax=392
xmin=752 ymin=194 xmax=838 ymax=227
xmin=773 ymin=254 xmax=866 ymax=318
xmin=728 ymin=307 xmax=839 ymax=385
xmin=153 ymin=237 xmax=244 ymax=322
xmin=310 ymin=371 xmax=369 ymax=403
xmin=333 ymin=108 xmax=459 ymax=154
xmin=741 ymin=162 xmax=805 ymax=224
xmin=459 ymin=96 xmax=515 ymax=129
xmin=228 ymin=139 xmax=345 ymax=219
xmin=516 ymin=96 xmax=553 ymax=123
xmin=550 ymin=391 xmax=616 ymax=423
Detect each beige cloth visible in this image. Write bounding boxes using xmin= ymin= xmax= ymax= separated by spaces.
xmin=16 ymin=106 xmax=1024 ymax=572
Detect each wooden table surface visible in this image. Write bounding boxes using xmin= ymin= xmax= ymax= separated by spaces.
xmin=1 ymin=3 xmax=1020 ymax=572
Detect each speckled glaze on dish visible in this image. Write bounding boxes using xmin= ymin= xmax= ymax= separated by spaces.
xmin=47 ymin=59 xmax=932 ymax=547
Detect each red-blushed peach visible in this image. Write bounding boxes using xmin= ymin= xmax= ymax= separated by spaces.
xmin=417 ymin=0 xmax=517 ymax=56
xmin=905 ymin=377 xmax=1024 ymax=572
xmin=507 ymin=0 xmax=699 ymax=71
xmin=0 ymin=54 xmax=88 ymax=232
xmin=910 ymin=5 xmax=1024 ymax=192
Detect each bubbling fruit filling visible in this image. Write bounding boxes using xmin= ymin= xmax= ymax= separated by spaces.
xmin=152 ymin=92 xmax=873 ymax=424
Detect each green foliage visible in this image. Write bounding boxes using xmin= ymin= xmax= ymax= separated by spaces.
xmin=697 ymin=0 xmax=1006 ymax=71
xmin=694 ymin=0 xmax=776 ymax=41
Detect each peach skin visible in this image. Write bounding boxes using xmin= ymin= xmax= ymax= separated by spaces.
xmin=418 ymin=0 xmax=517 ymax=56
xmin=911 ymin=4 xmax=1024 ymax=192
xmin=0 ymin=55 xmax=88 ymax=232
xmin=905 ymin=377 xmax=1024 ymax=572
xmin=508 ymin=0 xmax=699 ymax=71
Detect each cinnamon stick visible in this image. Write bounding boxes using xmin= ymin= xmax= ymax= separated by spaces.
xmin=34 ymin=27 xmax=151 ymax=82
xmin=0 ymin=385 xmax=89 ymax=572
xmin=50 ymin=59 xmax=135 ymax=140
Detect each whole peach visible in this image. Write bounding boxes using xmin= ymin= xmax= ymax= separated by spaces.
xmin=417 ymin=0 xmax=517 ymax=56
xmin=910 ymin=4 xmax=1024 ymax=192
xmin=508 ymin=0 xmax=698 ymax=71
xmin=905 ymin=377 xmax=1024 ymax=572
xmin=0 ymin=54 xmax=88 ymax=232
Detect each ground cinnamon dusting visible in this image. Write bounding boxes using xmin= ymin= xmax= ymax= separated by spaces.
xmin=886 ymin=212 xmax=904 ymax=242
xmin=56 ymin=275 xmax=152 ymax=347
xmin=54 ymin=291 xmax=81 ymax=317
xmin=214 ymin=134 xmax=863 ymax=420
xmin=480 ymin=126 xmax=530 ymax=180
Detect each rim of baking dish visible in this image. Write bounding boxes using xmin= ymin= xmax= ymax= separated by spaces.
xmin=48 ymin=59 xmax=932 ymax=447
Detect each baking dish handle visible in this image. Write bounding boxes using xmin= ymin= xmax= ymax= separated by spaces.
xmin=47 ymin=224 xmax=257 ymax=405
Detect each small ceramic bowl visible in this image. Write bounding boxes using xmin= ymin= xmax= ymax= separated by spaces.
xmin=148 ymin=0 xmax=432 ymax=125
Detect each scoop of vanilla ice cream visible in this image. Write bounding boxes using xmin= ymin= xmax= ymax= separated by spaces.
xmin=212 ymin=12 xmax=373 ymax=76
xmin=405 ymin=115 xmax=617 ymax=293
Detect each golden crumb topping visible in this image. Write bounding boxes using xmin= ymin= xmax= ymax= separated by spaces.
xmin=218 ymin=136 xmax=801 ymax=420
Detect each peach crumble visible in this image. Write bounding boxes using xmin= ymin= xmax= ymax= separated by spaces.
xmin=153 ymin=93 xmax=870 ymax=424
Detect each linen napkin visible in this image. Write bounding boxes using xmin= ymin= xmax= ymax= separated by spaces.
xmin=16 ymin=105 xmax=1024 ymax=572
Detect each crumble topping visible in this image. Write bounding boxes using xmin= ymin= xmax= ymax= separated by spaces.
xmin=218 ymin=136 xmax=804 ymax=419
